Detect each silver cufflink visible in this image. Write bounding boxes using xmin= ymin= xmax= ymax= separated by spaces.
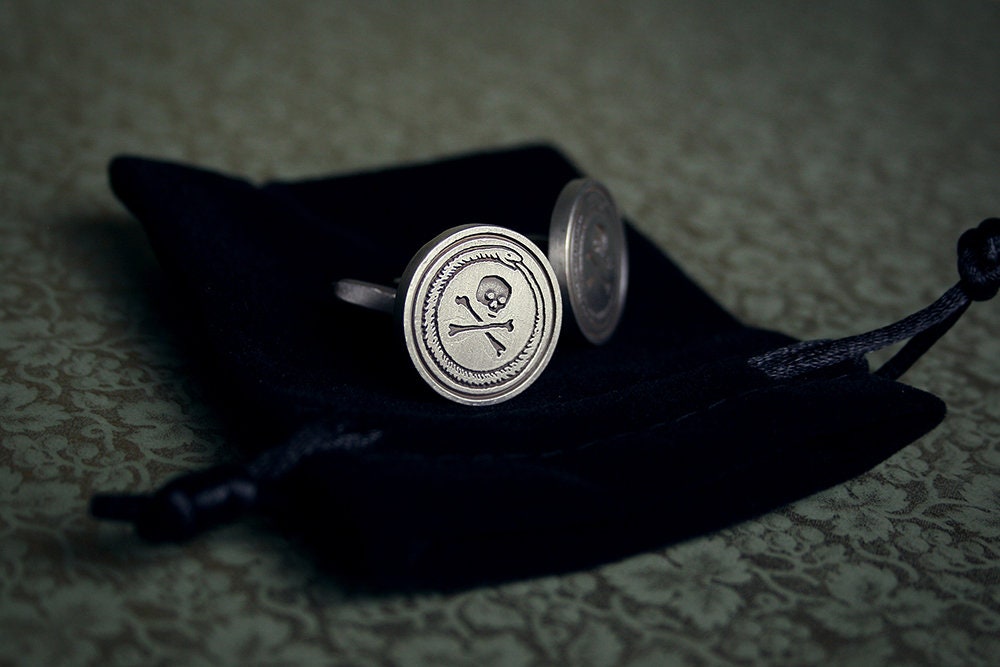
xmin=547 ymin=178 xmax=628 ymax=345
xmin=336 ymin=225 xmax=563 ymax=405
xmin=334 ymin=178 xmax=627 ymax=405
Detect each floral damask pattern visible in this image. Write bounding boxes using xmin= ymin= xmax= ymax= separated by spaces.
xmin=2 ymin=1 xmax=999 ymax=665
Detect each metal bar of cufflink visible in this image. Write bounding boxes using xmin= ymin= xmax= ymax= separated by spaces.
xmin=336 ymin=225 xmax=563 ymax=406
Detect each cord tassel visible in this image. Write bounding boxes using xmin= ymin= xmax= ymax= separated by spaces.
xmin=90 ymin=427 xmax=381 ymax=541
xmin=90 ymin=465 xmax=257 ymax=542
xmin=749 ymin=218 xmax=999 ymax=381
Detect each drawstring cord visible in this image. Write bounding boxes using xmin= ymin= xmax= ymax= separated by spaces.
xmin=90 ymin=428 xmax=381 ymax=541
xmin=90 ymin=464 xmax=257 ymax=542
xmin=749 ymin=218 xmax=999 ymax=380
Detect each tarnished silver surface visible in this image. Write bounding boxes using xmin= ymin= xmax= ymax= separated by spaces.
xmin=335 ymin=226 xmax=562 ymax=405
xmin=548 ymin=179 xmax=628 ymax=345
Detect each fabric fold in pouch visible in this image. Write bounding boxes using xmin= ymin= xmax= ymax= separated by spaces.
xmin=91 ymin=144 xmax=995 ymax=590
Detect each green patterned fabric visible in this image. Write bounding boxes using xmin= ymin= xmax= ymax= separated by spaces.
xmin=1 ymin=1 xmax=998 ymax=665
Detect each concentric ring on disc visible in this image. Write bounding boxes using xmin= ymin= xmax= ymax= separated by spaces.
xmin=548 ymin=179 xmax=628 ymax=345
xmin=397 ymin=225 xmax=562 ymax=405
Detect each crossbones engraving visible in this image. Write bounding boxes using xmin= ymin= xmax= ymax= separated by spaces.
xmin=448 ymin=319 xmax=514 ymax=335
xmin=450 ymin=280 xmax=515 ymax=357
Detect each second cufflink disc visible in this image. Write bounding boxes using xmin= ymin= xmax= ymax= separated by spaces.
xmin=549 ymin=179 xmax=628 ymax=345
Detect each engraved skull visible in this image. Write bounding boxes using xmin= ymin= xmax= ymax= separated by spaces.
xmin=476 ymin=275 xmax=511 ymax=315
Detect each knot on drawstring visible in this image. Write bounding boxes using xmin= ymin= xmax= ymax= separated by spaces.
xmin=957 ymin=217 xmax=1000 ymax=301
xmin=749 ymin=218 xmax=997 ymax=381
xmin=90 ymin=465 xmax=257 ymax=542
xmin=90 ymin=427 xmax=380 ymax=541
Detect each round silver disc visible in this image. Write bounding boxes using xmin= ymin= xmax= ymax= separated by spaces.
xmin=397 ymin=225 xmax=562 ymax=405
xmin=548 ymin=178 xmax=628 ymax=345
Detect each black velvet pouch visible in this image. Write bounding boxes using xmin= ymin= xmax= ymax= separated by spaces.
xmin=95 ymin=144 xmax=993 ymax=590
